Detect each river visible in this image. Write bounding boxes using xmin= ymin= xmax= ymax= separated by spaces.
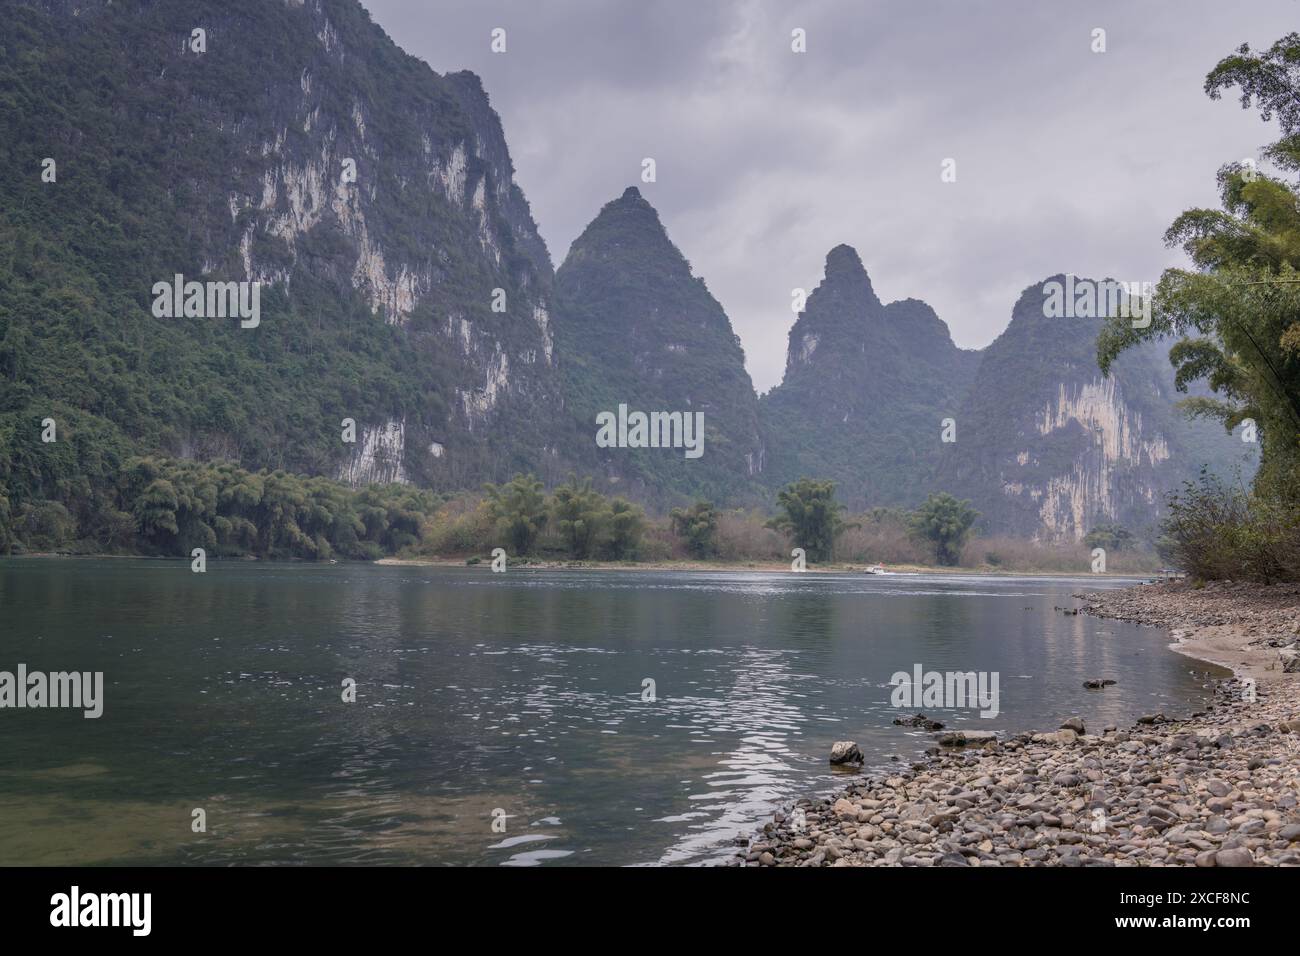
xmin=0 ymin=560 xmax=1225 ymax=866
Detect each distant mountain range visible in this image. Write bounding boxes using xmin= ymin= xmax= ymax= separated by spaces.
xmin=0 ymin=0 xmax=1255 ymax=542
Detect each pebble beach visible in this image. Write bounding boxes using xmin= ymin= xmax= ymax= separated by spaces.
xmin=733 ymin=580 xmax=1300 ymax=867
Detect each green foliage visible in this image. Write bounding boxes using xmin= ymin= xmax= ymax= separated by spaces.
xmin=484 ymin=473 xmax=548 ymax=555
xmin=765 ymin=478 xmax=853 ymax=563
xmin=758 ymin=250 xmax=981 ymax=512
xmin=12 ymin=500 xmax=76 ymax=552
xmin=670 ymin=500 xmax=720 ymax=558
xmin=549 ymin=475 xmax=608 ymax=560
xmin=1098 ymin=32 xmax=1300 ymax=503
xmin=604 ymin=497 xmax=646 ymax=560
xmin=908 ymin=492 xmax=979 ymax=566
xmin=1083 ymin=523 xmax=1136 ymax=552
xmin=0 ymin=0 xmax=562 ymax=556
xmin=0 ymin=492 xmax=11 ymax=553
xmin=0 ymin=455 xmax=440 ymax=559
xmin=1204 ymin=33 xmax=1300 ymax=176
xmin=417 ymin=493 xmax=493 ymax=556
xmin=1154 ymin=534 xmax=1180 ymax=566
xmin=552 ymin=189 xmax=766 ymax=507
xmin=1163 ymin=470 xmax=1300 ymax=582
xmin=473 ymin=475 xmax=648 ymax=561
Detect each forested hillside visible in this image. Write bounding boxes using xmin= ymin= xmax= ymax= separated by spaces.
xmin=0 ymin=0 xmax=1255 ymax=556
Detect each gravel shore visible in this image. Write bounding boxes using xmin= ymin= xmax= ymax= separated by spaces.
xmin=734 ymin=581 xmax=1300 ymax=867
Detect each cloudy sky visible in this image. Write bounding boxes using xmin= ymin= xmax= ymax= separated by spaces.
xmin=365 ymin=0 xmax=1296 ymax=392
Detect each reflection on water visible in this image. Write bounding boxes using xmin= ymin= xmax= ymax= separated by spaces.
xmin=652 ymin=647 xmax=810 ymax=865
xmin=0 ymin=560 xmax=1226 ymax=866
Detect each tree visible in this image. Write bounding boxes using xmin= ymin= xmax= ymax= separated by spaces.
xmin=1083 ymin=523 xmax=1136 ymax=552
xmin=909 ymin=492 xmax=979 ymax=566
xmin=132 ymin=477 xmax=180 ymax=542
xmin=15 ymin=501 xmax=76 ymax=551
xmin=670 ymin=500 xmax=719 ymax=558
xmin=765 ymin=478 xmax=853 ymax=562
xmin=105 ymin=457 xmax=441 ymax=560
xmin=1098 ymin=32 xmax=1300 ymax=503
xmin=0 ymin=491 xmax=13 ymax=554
xmin=483 ymin=473 xmax=548 ymax=555
xmin=549 ymin=475 xmax=608 ymax=559
xmin=604 ymin=497 xmax=645 ymax=560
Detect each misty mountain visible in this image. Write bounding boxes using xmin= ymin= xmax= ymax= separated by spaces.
xmin=759 ymin=245 xmax=980 ymax=509
xmin=935 ymin=276 xmax=1257 ymax=541
xmin=552 ymin=186 xmax=766 ymax=505
xmin=1 ymin=0 xmax=574 ymax=512
xmin=0 ymin=0 xmax=1254 ymax=544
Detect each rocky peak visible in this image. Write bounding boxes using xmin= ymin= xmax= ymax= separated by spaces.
xmin=937 ymin=275 xmax=1248 ymax=541
xmin=822 ymin=244 xmax=879 ymax=299
xmin=804 ymin=244 xmax=883 ymax=323
xmin=9 ymin=0 xmax=570 ymax=496
xmin=563 ymin=185 xmax=682 ymax=271
xmin=552 ymin=188 xmax=766 ymax=503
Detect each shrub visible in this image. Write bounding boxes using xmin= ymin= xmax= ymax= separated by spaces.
xmin=670 ymin=501 xmax=719 ymax=558
xmin=908 ymin=493 xmax=979 ymax=566
xmin=483 ymin=474 xmax=548 ymax=556
xmin=1164 ymin=472 xmax=1300 ymax=582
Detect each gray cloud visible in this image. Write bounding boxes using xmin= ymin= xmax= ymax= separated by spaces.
xmin=365 ymin=0 xmax=1296 ymax=390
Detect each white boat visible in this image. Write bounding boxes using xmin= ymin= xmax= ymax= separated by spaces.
xmin=865 ymin=564 xmax=888 ymax=575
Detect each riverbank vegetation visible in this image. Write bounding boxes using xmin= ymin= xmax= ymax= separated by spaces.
xmin=1162 ymin=471 xmax=1300 ymax=583
xmin=1099 ymin=32 xmax=1300 ymax=583
xmin=0 ymin=460 xmax=1160 ymax=573
xmin=422 ymin=474 xmax=1157 ymax=573
xmin=0 ymin=456 xmax=439 ymax=561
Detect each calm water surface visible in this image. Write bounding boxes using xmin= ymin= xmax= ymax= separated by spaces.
xmin=0 ymin=559 xmax=1226 ymax=866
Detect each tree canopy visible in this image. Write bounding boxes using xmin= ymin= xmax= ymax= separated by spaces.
xmin=484 ymin=473 xmax=548 ymax=556
xmin=765 ymin=478 xmax=853 ymax=563
xmin=908 ymin=492 xmax=979 ymax=566
xmin=670 ymin=500 xmax=720 ymax=558
xmin=1098 ymin=32 xmax=1300 ymax=502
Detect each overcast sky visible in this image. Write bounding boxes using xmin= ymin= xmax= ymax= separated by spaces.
xmin=364 ymin=0 xmax=1296 ymax=392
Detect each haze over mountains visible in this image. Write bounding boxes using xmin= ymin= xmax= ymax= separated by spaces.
xmin=0 ymin=0 xmax=1254 ymax=543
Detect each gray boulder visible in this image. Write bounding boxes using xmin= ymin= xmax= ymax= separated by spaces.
xmin=829 ymin=740 xmax=864 ymax=765
xmin=1214 ymin=847 xmax=1255 ymax=867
